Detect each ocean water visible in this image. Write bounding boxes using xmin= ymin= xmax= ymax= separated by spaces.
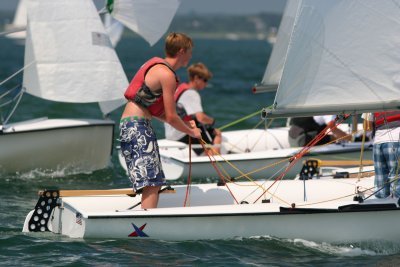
xmin=1 ymin=36 xmax=399 ymax=266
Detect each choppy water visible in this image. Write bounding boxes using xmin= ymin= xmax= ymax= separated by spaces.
xmin=1 ymin=36 xmax=400 ymax=266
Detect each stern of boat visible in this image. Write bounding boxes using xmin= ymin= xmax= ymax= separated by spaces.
xmin=22 ymin=190 xmax=86 ymax=238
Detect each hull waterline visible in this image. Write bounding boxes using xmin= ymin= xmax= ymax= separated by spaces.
xmin=23 ymin=177 xmax=400 ymax=243
xmin=0 ymin=118 xmax=114 ymax=174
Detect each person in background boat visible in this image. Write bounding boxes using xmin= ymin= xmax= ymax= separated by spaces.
xmin=288 ymin=115 xmax=351 ymax=147
xmin=164 ymin=62 xmax=222 ymax=155
xmin=362 ymin=112 xmax=400 ymax=198
xmin=119 ymin=32 xmax=201 ymax=209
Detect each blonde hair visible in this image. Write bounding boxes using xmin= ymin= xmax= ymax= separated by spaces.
xmin=165 ymin=32 xmax=193 ymax=57
xmin=187 ymin=63 xmax=213 ymax=81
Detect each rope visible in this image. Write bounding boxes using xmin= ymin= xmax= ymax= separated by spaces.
xmin=183 ymin=137 xmax=193 ymax=207
xmin=218 ymin=109 xmax=263 ymax=131
xmin=252 ymin=115 xmax=350 ymax=203
xmin=197 ymin=137 xmax=295 ymax=204
xmin=199 ymin=140 xmax=239 ymax=204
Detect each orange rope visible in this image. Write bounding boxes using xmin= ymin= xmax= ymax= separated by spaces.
xmin=200 ymin=140 xmax=239 ymax=204
xmin=253 ymin=115 xmax=350 ymax=203
xmin=183 ymin=137 xmax=192 ymax=207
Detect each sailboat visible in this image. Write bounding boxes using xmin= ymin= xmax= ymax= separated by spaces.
xmin=22 ymin=0 xmax=400 ymax=243
xmin=117 ymin=0 xmax=372 ymax=181
xmin=0 ymin=0 xmax=180 ymax=174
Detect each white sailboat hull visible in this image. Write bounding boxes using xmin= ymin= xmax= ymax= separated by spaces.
xmin=119 ymin=127 xmax=372 ymax=180
xmin=22 ymin=177 xmax=400 ymax=242
xmin=0 ymin=118 xmax=114 ymax=174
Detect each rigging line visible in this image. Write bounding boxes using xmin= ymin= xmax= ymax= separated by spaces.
xmin=203 ymin=139 xmax=276 ymax=190
xmin=261 ymin=119 xmax=287 ymax=150
xmin=231 ymin=157 xmax=289 ymax=181
xmin=236 ymin=165 xmax=291 ymax=204
xmin=0 ymin=84 xmax=21 ymax=99
xmin=0 ymin=60 xmax=35 ymax=87
xmin=223 ymin=119 xmax=265 ymax=154
xmin=288 ymin=178 xmax=383 ymax=208
xmin=204 ymin=133 xmax=291 ymax=182
xmin=295 ymin=192 xmax=363 ymax=207
xmin=218 ymin=109 xmax=264 ymax=131
xmin=200 ymin=140 xmax=239 ymax=204
xmin=357 ymin=120 xmax=370 ymax=179
xmin=252 ymin=116 xmax=348 ymax=203
xmin=183 ymin=137 xmax=193 ymax=207
xmin=203 ymin=139 xmax=294 ymax=204
xmin=247 ymin=119 xmax=274 ymax=152
xmin=359 ymin=176 xmax=400 ymax=201
xmin=3 ymin=88 xmax=24 ymax=125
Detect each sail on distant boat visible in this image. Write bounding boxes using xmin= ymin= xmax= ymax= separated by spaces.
xmin=23 ymin=0 xmax=128 ymax=104
xmin=0 ymin=0 xmax=181 ymax=174
xmin=103 ymin=13 xmax=125 ymax=47
xmin=253 ymin=0 xmax=299 ymax=93
xmin=106 ymin=0 xmax=181 ymax=46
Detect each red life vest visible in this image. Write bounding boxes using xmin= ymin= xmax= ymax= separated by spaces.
xmin=374 ymin=111 xmax=400 ymax=127
xmin=174 ymin=83 xmax=191 ymax=101
xmin=174 ymin=83 xmax=195 ymax=122
xmin=124 ymin=57 xmax=178 ymax=117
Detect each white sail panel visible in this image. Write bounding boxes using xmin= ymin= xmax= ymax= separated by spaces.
xmin=261 ymin=0 xmax=299 ymax=87
xmin=12 ymin=0 xmax=27 ymax=28
xmin=5 ymin=0 xmax=27 ymax=40
xmin=109 ymin=0 xmax=180 ymax=46
xmin=99 ymin=98 xmax=126 ymax=116
xmin=103 ymin=13 xmax=124 ymax=47
xmin=23 ymin=0 xmax=128 ymax=103
xmin=269 ymin=0 xmax=400 ymax=117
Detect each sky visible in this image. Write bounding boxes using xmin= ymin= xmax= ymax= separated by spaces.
xmin=0 ymin=0 xmax=287 ymax=15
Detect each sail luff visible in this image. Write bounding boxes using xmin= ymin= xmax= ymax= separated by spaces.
xmin=255 ymin=0 xmax=300 ymax=93
xmin=267 ymin=0 xmax=400 ymax=118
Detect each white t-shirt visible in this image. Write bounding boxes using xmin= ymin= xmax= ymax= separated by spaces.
xmin=313 ymin=115 xmax=335 ymax=126
xmin=362 ymin=113 xmax=400 ymax=144
xmin=164 ymin=89 xmax=203 ymax=141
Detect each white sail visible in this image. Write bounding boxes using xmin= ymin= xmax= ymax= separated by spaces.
xmin=256 ymin=0 xmax=299 ymax=92
xmin=266 ymin=0 xmax=400 ymax=118
xmin=99 ymin=98 xmax=127 ymax=116
xmin=108 ymin=0 xmax=181 ymax=46
xmin=103 ymin=13 xmax=124 ymax=47
xmin=12 ymin=0 xmax=27 ymax=27
xmin=5 ymin=0 xmax=27 ymax=40
xmin=23 ymin=0 xmax=128 ymax=104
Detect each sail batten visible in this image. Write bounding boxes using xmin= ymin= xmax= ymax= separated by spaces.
xmin=267 ymin=0 xmax=400 ymax=118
